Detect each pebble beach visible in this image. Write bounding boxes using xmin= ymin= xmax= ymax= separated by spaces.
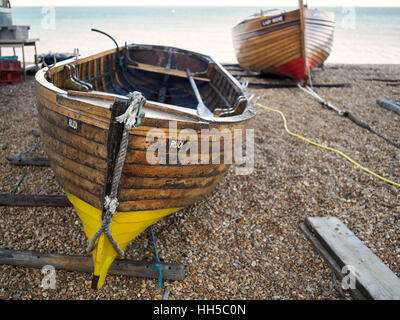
xmin=0 ymin=64 xmax=399 ymax=300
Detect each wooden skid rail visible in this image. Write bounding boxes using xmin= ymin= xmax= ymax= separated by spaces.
xmin=222 ymin=64 xmax=350 ymax=89
xmin=0 ymin=249 xmax=186 ymax=281
xmin=0 ymin=194 xmax=72 ymax=207
xmin=300 ymin=217 xmax=400 ymax=300
xmin=6 ymin=156 xmax=50 ymax=166
xmin=376 ymin=98 xmax=400 ymax=115
xmin=247 ymin=83 xmax=350 ymax=89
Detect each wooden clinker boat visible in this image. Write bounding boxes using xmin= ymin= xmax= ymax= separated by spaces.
xmin=232 ymin=0 xmax=335 ymax=83
xmin=35 ymin=41 xmax=256 ymax=289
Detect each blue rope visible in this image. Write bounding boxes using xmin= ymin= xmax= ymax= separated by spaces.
xmin=150 ymin=225 xmax=163 ymax=289
xmin=17 ymin=138 xmax=42 ymax=161
xmin=12 ymin=139 xmax=41 ymax=194
xmin=12 ymin=168 xmax=27 ymax=194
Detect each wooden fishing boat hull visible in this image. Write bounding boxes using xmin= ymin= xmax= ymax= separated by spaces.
xmin=232 ymin=7 xmax=335 ymax=82
xmin=35 ymin=43 xmax=255 ymax=288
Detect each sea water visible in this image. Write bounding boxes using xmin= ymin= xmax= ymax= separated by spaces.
xmin=9 ymin=6 xmax=400 ymax=64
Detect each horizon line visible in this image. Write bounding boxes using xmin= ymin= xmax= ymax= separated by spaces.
xmin=12 ymin=5 xmax=400 ymax=8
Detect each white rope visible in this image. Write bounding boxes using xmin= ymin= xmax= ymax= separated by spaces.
xmin=116 ymin=91 xmax=146 ymax=130
xmin=297 ymin=83 xmax=400 ymax=150
xmin=297 ymin=84 xmax=345 ymax=115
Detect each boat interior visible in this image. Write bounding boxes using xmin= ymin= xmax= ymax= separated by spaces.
xmin=45 ymin=43 xmax=251 ymax=119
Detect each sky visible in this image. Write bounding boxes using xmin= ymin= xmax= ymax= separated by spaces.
xmin=10 ymin=0 xmax=400 ymax=7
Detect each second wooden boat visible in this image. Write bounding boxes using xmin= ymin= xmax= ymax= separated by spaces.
xmin=35 ymin=34 xmax=256 ymax=289
xmin=232 ymin=0 xmax=335 ymax=83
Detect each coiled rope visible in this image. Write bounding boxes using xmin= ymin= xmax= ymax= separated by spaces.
xmin=86 ymin=92 xmax=146 ymax=256
xmin=257 ymin=103 xmax=400 ymax=189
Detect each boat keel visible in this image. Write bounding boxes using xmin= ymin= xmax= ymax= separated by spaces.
xmin=65 ymin=192 xmax=181 ymax=289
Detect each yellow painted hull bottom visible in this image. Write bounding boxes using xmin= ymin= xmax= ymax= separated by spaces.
xmin=66 ymin=193 xmax=182 ymax=289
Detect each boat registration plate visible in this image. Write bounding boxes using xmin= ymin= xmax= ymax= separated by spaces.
xmin=170 ymin=139 xmax=186 ymax=150
xmin=67 ymin=117 xmax=81 ymax=132
xmin=262 ymin=15 xmax=285 ymax=26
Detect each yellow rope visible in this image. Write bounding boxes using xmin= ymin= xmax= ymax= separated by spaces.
xmin=257 ymin=103 xmax=400 ymax=189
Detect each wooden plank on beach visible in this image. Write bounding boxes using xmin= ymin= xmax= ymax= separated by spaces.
xmin=0 ymin=194 xmax=71 ymax=207
xmin=299 ymin=222 xmax=365 ymax=300
xmin=365 ymin=79 xmax=400 ymax=83
xmin=0 ymin=249 xmax=185 ymax=281
xmin=6 ymin=156 xmax=50 ymax=166
xmin=301 ymin=217 xmax=400 ymax=300
xmin=222 ymin=64 xmax=350 ymax=88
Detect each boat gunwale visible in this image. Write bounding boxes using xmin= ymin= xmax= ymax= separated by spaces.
xmin=232 ymin=8 xmax=294 ymax=28
xmin=35 ymin=44 xmax=256 ymax=125
xmin=232 ymin=8 xmax=301 ymax=31
xmin=232 ymin=7 xmax=334 ymax=37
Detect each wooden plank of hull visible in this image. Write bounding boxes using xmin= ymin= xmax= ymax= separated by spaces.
xmin=37 ymin=93 xmax=110 ymax=130
xmin=120 ymin=174 xmax=226 ymax=189
xmin=40 ymin=102 xmax=235 ymax=154
xmin=233 ymin=10 xmax=302 ymax=73
xmin=234 ymin=19 xmax=301 ymax=43
xmin=39 ymin=117 xmax=108 ymax=161
xmin=232 ymin=10 xmax=301 ymax=39
xmin=308 ymin=49 xmax=330 ymax=66
xmin=303 ymin=9 xmax=335 ymax=75
xmin=40 ymin=129 xmax=108 ymax=171
xmin=243 ymin=43 xmax=302 ymax=71
xmin=36 ymin=97 xmax=236 ymax=212
xmin=236 ymin=28 xmax=301 ymax=58
xmin=306 ymin=36 xmax=333 ymax=54
xmin=35 ymin=44 xmax=254 ymax=213
xmin=237 ymin=44 xmax=302 ymax=71
xmin=236 ymin=34 xmax=302 ymax=68
xmin=41 ymin=130 xmax=230 ymax=209
xmin=39 ymin=119 xmax=232 ymax=211
xmin=232 ymin=7 xmax=335 ymax=81
xmin=119 ymin=183 xmax=221 ymax=202
xmin=117 ymin=197 xmax=202 ymax=212
xmin=34 ymin=44 xmax=255 ymax=289
xmin=122 ymin=163 xmax=230 ymax=179
xmin=39 ymin=105 xmax=234 ymax=166
xmin=42 ymin=144 xmax=106 ymax=186
xmin=43 ymin=88 xmax=246 ymax=135
xmin=304 ymin=12 xmax=335 ymax=68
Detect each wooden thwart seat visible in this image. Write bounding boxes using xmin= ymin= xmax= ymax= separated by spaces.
xmin=127 ymin=62 xmax=211 ymax=82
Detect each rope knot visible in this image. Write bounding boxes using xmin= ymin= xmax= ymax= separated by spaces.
xmin=116 ymin=91 xmax=146 ymax=130
xmin=104 ymin=196 xmax=119 ymax=215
